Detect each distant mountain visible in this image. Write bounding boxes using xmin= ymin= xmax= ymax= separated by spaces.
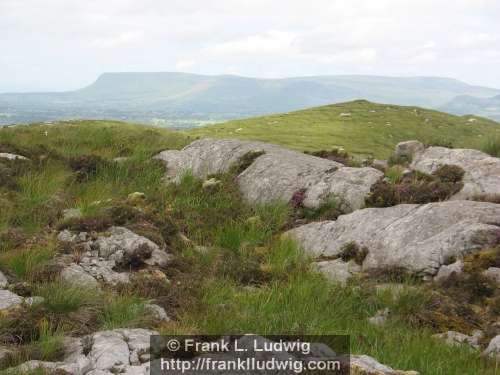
xmin=1 ymin=72 xmax=499 ymax=126
xmin=441 ymin=94 xmax=500 ymax=121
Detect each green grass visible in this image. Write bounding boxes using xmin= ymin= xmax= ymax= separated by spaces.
xmin=0 ymin=243 xmax=56 ymax=280
xmin=188 ymin=100 xmax=500 ymax=158
xmin=101 ymin=295 xmax=149 ymax=329
xmin=482 ymin=138 xmax=500 ymax=157
xmin=36 ymin=281 xmax=102 ymax=314
xmin=1 ymin=119 xmax=500 ymax=374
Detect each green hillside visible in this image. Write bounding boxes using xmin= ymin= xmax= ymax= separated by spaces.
xmin=188 ymin=100 xmax=500 ymax=159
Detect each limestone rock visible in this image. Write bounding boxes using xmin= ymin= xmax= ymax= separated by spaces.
xmin=395 ymin=141 xmax=500 ymax=200
xmin=63 ymin=208 xmax=83 ymax=221
xmin=434 ymin=260 xmax=464 ymax=282
xmin=155 ymin=139 xmax=383 ymax=212
xmin=433 ymin=330 xmax=482 ymax=349
xmin=483 ymin=335 xmax=500 ymax=360
xmin=24 ymin=296 xmax=45 ymax=307
xmin=61 ymin=263 xmax=99 ymax=288
xmin=0 ymin=289 xmax=24 ymax=310
xmin=287 ymin=201 xmax=500 ymax=276
xmin=0 ymin=152 xmax=29 ymax=161
xmin=58 ymin=227 xmax=170 ymax=286
xmin=0 ymin=270 xmax=8 ymax=288
xmin=145 ymin=303 xmax=170 ymax=322
xmin=7 ymin=329 xmax=157 ymax=375
xmin=202 ymin=178 xmax=221 ymax=190
xmin=351 ymin=355 xmax=419 ymax=374
xmin=314 ymin=259 xmax=361 ymax=285
xmin=368 ymin=308 xmax=391 ymax=327
xmin=394 ymin=140 xmax=425 ymax=159
xmin=484 ymin=267 xmax=500 ymax=285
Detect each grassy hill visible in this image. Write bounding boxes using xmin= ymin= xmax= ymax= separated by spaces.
xmin=1 ymin=121 xmax=500 ymax=374
xmin=187 ymin=100 xmax=500 ymax=159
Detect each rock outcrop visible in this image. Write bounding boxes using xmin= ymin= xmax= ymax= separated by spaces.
xmin=287 ymin=201 xmax=500 ymax=277
xmin=395 ymin=140 xmax=500 ymax=200
xmin=58 ymin=227 xmax=171 ymax=286
xmin=0 ymin=152 xmax=29 ymax=161
xmin=155 ymin=139 xmax=383 ymax=212
xmin=9 ymin=329 xmax=156 ymax=375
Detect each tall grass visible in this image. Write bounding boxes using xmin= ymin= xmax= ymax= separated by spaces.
xmin=481 ymin=138 xmax=500 ymax=157
xmin=0 ymin=243 xmax=56 ymax=280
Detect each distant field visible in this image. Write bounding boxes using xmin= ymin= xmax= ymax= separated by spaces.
xmin=187 ymin=100 xmax=500 ymax=159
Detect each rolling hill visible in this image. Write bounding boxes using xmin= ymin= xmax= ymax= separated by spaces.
xmin=187 ymin=100 xmax=500 ymax=158
xmin=1 ymin=72 xmax=499 ymax=126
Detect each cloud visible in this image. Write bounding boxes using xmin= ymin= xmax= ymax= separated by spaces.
xmin=205 ymin=31 xmax=298 ymax=56
xmin=0 ymin=0 xmax=499 ymax=91
xmin=90 ymin=31 xmax=145 ymax=48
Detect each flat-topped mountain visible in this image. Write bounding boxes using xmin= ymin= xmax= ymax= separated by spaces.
xmin=1 ymin=72 xmax=499 ymax=126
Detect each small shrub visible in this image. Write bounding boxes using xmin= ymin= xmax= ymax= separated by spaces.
xmin=365 ymin=165 xmax=464 ymax=207
xmin=337 ymin=242 xmax=369 ymax=265
xmin=387 ymin=153 xmax=411 ymax=166
xmin=289 ymin=189 xmax=306 ymax=209
xmin=432 ymin=165 xmax=465 ymax=183
xmin=385 ymin=166 xmax=404 ymax=185
xmin=68 ymin=154 xmax=109 ymax=182
xmin=294 ymin=196 xmax=342 ymax=222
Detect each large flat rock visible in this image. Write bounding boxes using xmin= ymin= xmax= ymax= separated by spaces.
xmin=396 ymin=141 xmax=500 ymax=199
xmin=287 ymin=201 xmax=500 ymax=276
xmin=155 ymin=139 xmax=382 ymax=212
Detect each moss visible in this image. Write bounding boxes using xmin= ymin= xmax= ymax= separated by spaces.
xmin=228 ymin=150 xmax=265 ymax=176
xmin=463 ymin=247 xmax=500 ymax=273
xmin=338 ymin=242 xmax=369 ymax=265
xmin=432 ymin=164 xmax=465 ymax=183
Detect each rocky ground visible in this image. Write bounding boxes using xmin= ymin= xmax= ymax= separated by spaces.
xmin=1 ymin=122 xmax=500 ymax=374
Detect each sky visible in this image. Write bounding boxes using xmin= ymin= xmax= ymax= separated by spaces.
xmin=1 ymin=0 xmax=499 ymax=92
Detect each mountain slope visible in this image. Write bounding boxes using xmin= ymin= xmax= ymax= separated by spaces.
xmin=441 ymin=94 xmax=500 ymax=121
xmin=187 ymin=100 xmax=500 ymax=158
xmin=1 ymin=72 xmax=499 ymax=125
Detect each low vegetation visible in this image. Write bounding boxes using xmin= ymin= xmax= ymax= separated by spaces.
xmin=187 ymin=100 xmax=500 ymax=158
xmin=0 ymin=120 xmax=499 ymax=374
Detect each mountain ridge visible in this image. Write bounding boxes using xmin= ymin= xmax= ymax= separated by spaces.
xmin=1 ymin=72 xmax=500 ymax=126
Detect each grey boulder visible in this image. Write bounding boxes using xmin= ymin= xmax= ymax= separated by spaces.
xmin=0 ymin=270 xmax=8 ymax=288
xmin=7 ymin=328 xmax=157 ymax=375
xmin=396 ymin=140 xmax=500 ymax=200
xmin=0 ymin=289 xmax=24 ymax=310
xmin=155 ymin=139 xmax=383 ymax=212
xmin=0 ymin=152 xmax=29 ymax=161
xmin=287 ymin=201 xmax=500 ymax=276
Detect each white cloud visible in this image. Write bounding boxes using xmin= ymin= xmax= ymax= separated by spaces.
xmin=0 ymin=0 xmax=499 ymax=91
xmin=91 ymin=31 xmax=145 ymax=48
xmin=175 ymin=59 xmax=197 ymax=70
xmin=205 ymin=31 xmax=298 ymax=56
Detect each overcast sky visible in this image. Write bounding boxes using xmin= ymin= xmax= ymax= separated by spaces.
xmin=1 ymin=0 xmax=499 ymax=92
